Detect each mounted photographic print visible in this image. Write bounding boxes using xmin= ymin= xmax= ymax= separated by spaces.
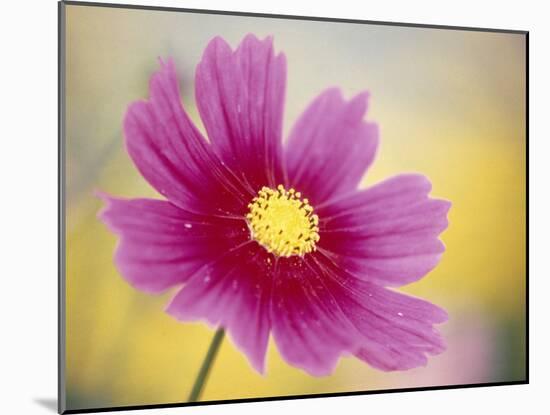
xmin=58 ymin=1 xmax=528 ymax=413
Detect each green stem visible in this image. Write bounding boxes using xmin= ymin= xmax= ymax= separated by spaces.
xmin=187 ymin=328 xmax=225 ymax=402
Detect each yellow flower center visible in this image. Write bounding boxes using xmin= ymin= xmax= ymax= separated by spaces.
xmin=246 ymin=185 xmax=320 ymax=257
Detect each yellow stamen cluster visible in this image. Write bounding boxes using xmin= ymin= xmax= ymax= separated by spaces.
xmin=246 ymin=185 xmax=320 ymax=257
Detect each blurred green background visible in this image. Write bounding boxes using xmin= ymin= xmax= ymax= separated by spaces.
xmin=63 ymin=4 xmax=526 ymax=411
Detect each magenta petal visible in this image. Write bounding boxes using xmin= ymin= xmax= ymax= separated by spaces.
xmin=285 ymin=88 xmax=379 ymax=205
xmin=124 ymin=58 xmax=251 ymax=215
xmin=195 ymin=34 xmax=287 ymax=190
xmin=351 ymin=286 xmax=447 ymax=371
xmin=317 ymin=174 xmax=451 ymax=286
xmin=314 ymin=253 xmax=447 ymax=371
xmin=270 ymin=256 xmax=364 ymax=376
xmin=166 ymin=242 xmax=272 ymax=373
xmin=97 ymin=193 xmax=248 ymax=294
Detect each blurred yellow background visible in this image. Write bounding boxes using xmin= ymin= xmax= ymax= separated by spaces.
xmin=63 ymin=4 xmax=526 ymax=411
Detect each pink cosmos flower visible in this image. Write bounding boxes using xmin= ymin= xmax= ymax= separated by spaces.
xmin=98 ymin=34 xmax=451 ymax=376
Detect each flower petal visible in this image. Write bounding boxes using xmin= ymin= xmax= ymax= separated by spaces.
xmin=195 ymin=34 xmax=286 ymax=190
xmin=313 ymin=252 xmax=447 ymax=371
xmin=124 ymin=58 xmax=251 ymax=215
xmin=317 ymin=174 xmax=451 ymax=286
xmin=166 ymin=242 xmax=273 ymax=373
xmin=97 ymin=193 xmax=248 ymax=294
xmin=270 ymin=256 xmax=364 ymax=376
xmin=285 ymin=88 xmax=378 ymax=205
